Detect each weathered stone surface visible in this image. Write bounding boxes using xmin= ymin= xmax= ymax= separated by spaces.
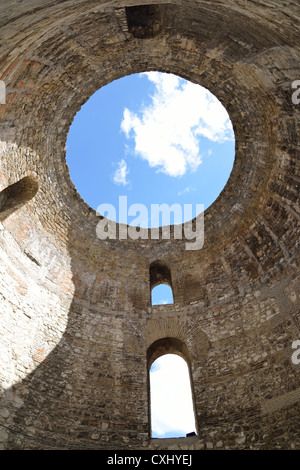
xmin=0 ymin=0 xmax=299 ymax=450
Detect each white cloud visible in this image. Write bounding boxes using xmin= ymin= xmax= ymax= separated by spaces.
xmin=178 ymin=186 xmax=195 ymax=196
xmin=121 ymin=72 xmax=233 ymax=178
xmin=112 ymin=159 xmax=129 ymax=186
xmin=150 ymin=354 xmax=197 ymax=437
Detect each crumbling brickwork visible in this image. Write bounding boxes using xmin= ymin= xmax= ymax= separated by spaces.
xmin=0 ymin=0 xmax=299 ymax=450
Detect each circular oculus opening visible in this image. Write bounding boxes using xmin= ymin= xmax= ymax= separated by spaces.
xmin=66 ymin=72 xmax=235 ymax=228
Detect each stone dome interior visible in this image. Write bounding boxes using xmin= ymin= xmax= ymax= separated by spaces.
xmin=0 ymin=0 xmax=299 ymax=450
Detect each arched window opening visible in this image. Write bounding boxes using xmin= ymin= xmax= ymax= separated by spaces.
xmin=0 ymin=175 xmax=38 ymax=222
xmin=150 ymin=260 xmax=174 ymax=305
xmin=147 ymin=338 xmax=198 ymax=439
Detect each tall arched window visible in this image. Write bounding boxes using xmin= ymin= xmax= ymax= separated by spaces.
xmin=147 ymin=338 xmax=197 ymax=439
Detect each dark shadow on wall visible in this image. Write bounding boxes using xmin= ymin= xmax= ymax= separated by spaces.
xmin=2 ymin=215 xmax=155 ymax=450
xmin=0 ymin=175 xmax=38 ymax=223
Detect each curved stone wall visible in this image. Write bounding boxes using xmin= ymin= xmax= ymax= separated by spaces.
xmin=0 ymin=0 xmax=299 ymax=450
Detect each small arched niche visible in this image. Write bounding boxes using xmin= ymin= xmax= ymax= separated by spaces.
xmin=0 ymin=174 xmax=39 ymax=222
xmin=147 ymin=337 xmax=198 ymax=439
xmin=125 ymin=4 xmax=167 ymax=39
xmin=150 ymin=260 xmax=174 ymax=305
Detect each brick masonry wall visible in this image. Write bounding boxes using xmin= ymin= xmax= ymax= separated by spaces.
xmin=0 ymin=0 xmax=299 ymax=450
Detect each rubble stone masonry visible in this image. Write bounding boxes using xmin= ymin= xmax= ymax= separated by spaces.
xmin=0 ymin=0 xmax=299 ymax=450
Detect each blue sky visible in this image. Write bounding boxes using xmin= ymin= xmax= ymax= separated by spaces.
xmin=151 ymin=284 xmax=174 ymax=306
xmin=66 ymin=72 xmax=235 ymax=228
xmin=66 ymin=71 xmax=235 ymax=438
